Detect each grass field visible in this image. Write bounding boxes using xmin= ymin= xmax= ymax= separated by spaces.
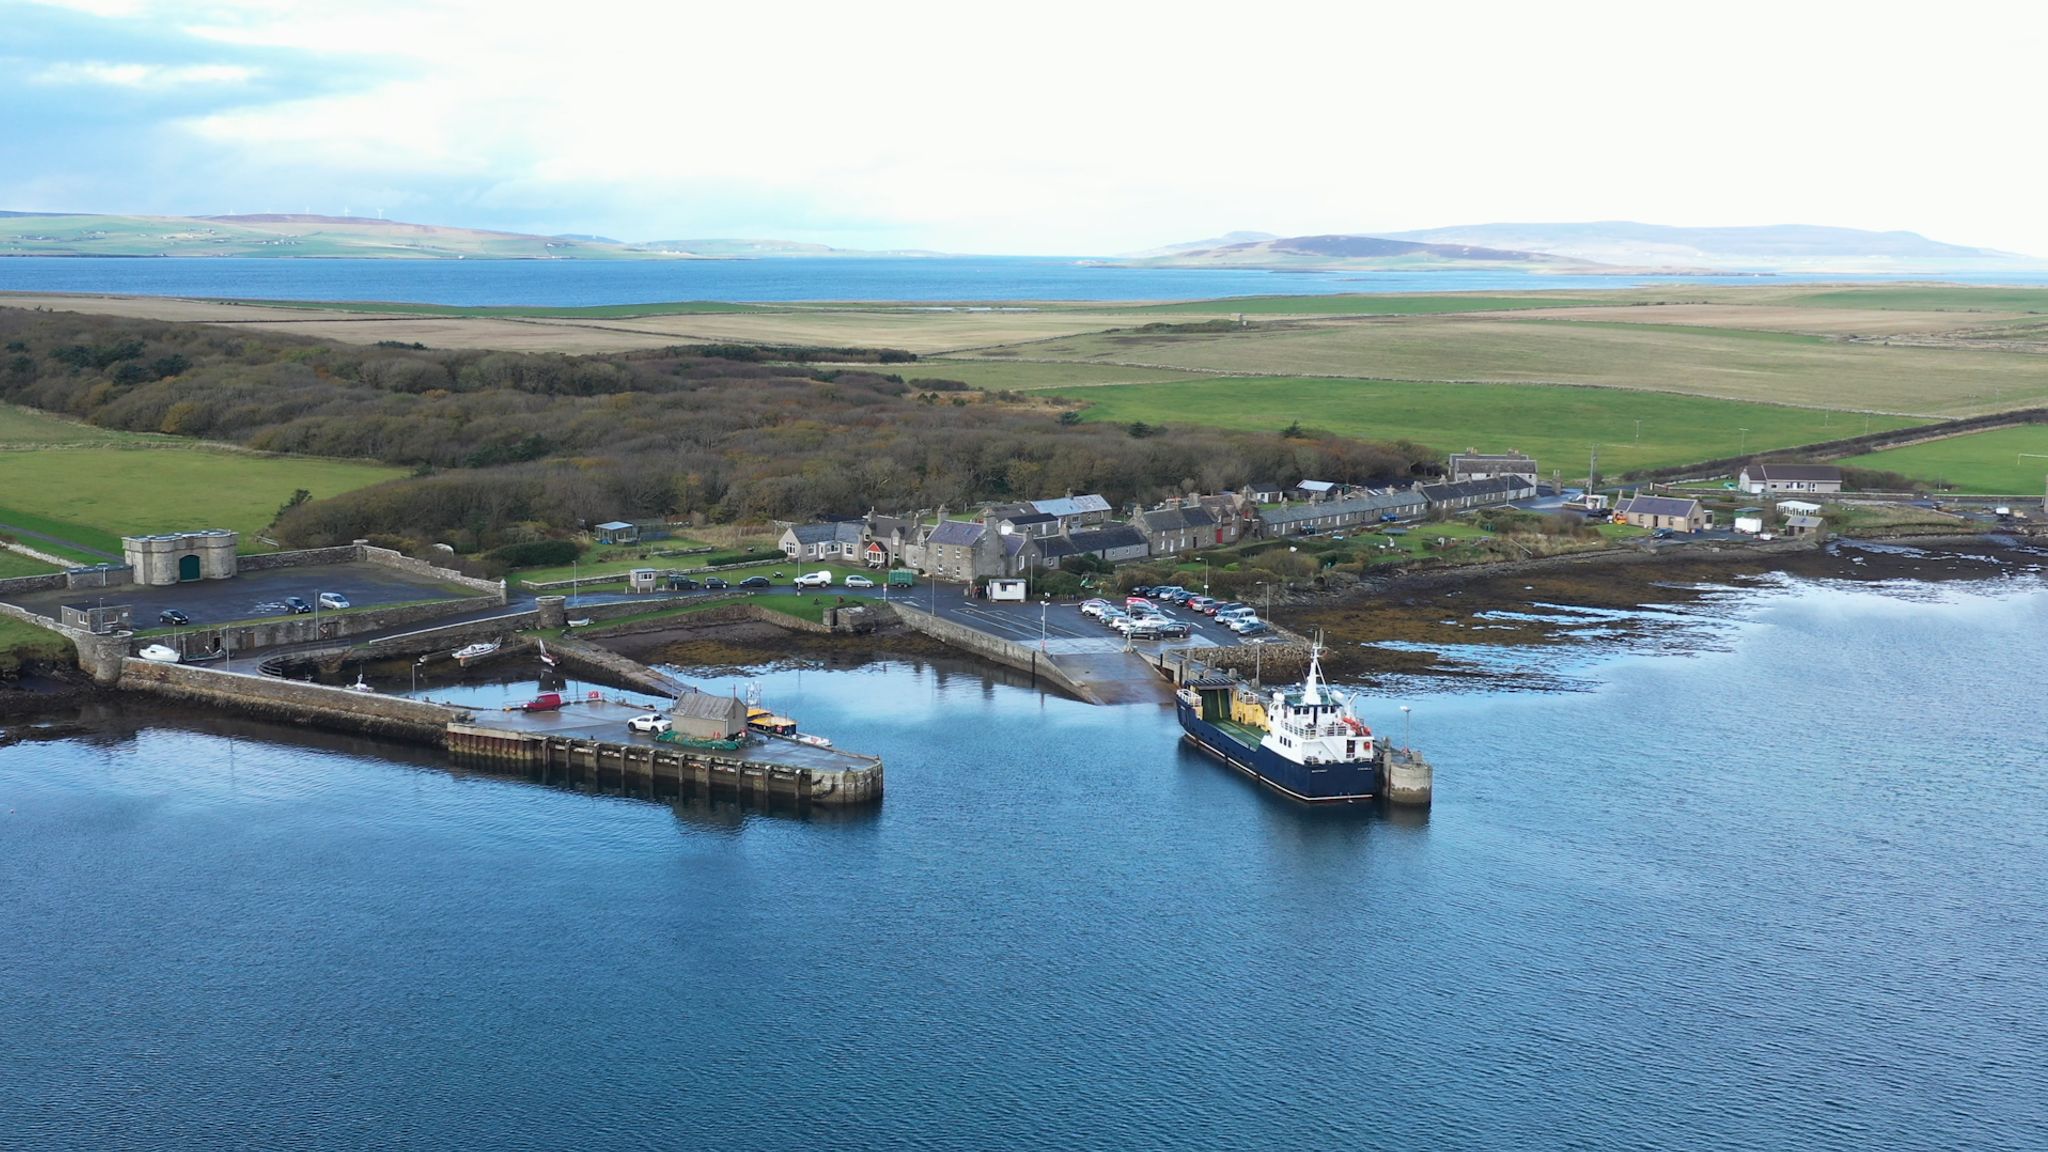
xmin=0 ymin=613 xmax=71 ymax=666
xmin=1056 ymin=376 xmax=1924 ymax=476
xmin=992 ymin=316 xmax=2048 ymax=416
xmin=0 ymin=449 xmax=403 ymax=551
xmin=0 ymin=550 xmax=60 ymax=577
xmin=916 ymin=359 xmax=1202 ymax=390
xmin=1840 ymin=425 xmax=2048 ymax=493
xmin=0 ymin=404 xmax=166 ymax=445
xmin=1127 ymin=293 xmax=1611 ymax=316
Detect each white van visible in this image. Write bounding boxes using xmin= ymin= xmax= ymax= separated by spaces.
xmin=793 ymin=571 xmax=834 ymax=588
xmin=317 ymin=591 xmax=351 ymax=610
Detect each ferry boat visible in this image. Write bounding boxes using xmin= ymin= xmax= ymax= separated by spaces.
xmin=1175 ymin=643 xmax=1408 ymax=803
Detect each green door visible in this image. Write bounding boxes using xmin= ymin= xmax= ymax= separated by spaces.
xmin=178 ymin=554 xmax=201 ymax=581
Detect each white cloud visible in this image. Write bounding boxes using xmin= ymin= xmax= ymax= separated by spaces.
xmin=19 ymin=0 xmax=2048 ymax=254
xmin=33 ymin=60 xmax=257 ymax=87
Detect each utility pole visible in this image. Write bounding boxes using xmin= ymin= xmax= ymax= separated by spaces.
xmin=1739 ymin=427 xmax=1750 ymax=456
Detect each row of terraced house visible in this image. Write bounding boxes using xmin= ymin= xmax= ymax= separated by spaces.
xmin=778 ymin=467 xmax=1538 ymax=586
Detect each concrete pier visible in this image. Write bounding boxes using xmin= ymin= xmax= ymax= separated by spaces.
xmin=1384 ymin=748 xmax=1434 ymax=806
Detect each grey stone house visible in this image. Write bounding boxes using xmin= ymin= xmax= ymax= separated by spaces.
xmin=1132 ymin=501 xmax=1220 ymax=556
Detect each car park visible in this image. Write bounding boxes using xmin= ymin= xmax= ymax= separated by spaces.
xmin=844 ymin=574 xmax=875 ymax=589
xmin=158 ymin=608 xmax=190 ymax=626
xmin=739 ymin=576 xmax=772 ymax=589
xmin=317 ymin=592 xmax=350 ymax=610
xmin=627 ymin=713 xmax=672 ymax=735
xmin=283 ymin=596 xmax=313 ymax=615
xmin=794 ymin=571 xmax=834 ymax=588
xmin=704 ymin=577 xmax=729 ymax=590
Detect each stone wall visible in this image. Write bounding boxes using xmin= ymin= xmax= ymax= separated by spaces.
xmin=119 ymin=658 xmax=467 ymax=744
xmin=889 ymin=604 xmax=1093 ymax=701
xmin=0 ymin=573 xmax=66 ymax=596
xmin=168 ymin=594 xmax=505 ymax=656
xmin=357 ymin=543 xmax=505 ymax=601
xmin=2 ymin=539 xmax=73 ymax=569
xmin=234 ymin=545 xmax=358 ymax=572
xmin=0 ymin=600 xmax=128 ymax=682
xmin=544 ymin=635 xmax=691 ymax=698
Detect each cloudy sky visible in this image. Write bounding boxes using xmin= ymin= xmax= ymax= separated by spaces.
xmin=4 ymin=0 xmax=2043 ymax=255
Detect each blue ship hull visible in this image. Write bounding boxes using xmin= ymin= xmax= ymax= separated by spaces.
xmin=1176 ymin=700 xmax=1382 ymax=803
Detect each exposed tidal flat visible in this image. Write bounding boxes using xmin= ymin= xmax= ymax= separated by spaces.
xmin=4 ymin=559 xmax=2046 ymax=1150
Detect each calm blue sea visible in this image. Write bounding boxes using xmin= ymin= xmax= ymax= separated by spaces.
xmin=2 ymin=256 xmax=2046 ymax=306
xmin=3 ymin=571 xmax=2044 ymax=1150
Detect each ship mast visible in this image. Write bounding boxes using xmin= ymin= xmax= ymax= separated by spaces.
xmin=1300 ymin=630 xmax=1326 ymax=706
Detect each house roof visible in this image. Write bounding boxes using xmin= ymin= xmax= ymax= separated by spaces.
xmin=787 ymin=522 xmax=840 ymax=545
xmin=1068 ymin=525 xmax=1147 ymax=553
xmin=1417 ymin=475 xmax=1535 ymax=503
xmin=595 ymin=521 xmax=635 ymax=531
xmin=1030 ymin=494 xmax=1111 ymax=517
xmin=1135 ymin=505 xmax=1217 ymax=532
xmin=1002 ymin=512 xmax=1057 ymax=527
xmin=1035 ymin=535 xmax=1079 ymax=561
xmin=1297 ymin=480 xmax=1335 ymax=493
xmin=1449 ymin=452 xmax=1537 ymax=468
xmin=1748 ymin=463 xmax=1842 ymax=482
xmin=927 ymin=519 xmax=985 ymax=546
xmin=833 ymin=522 xmax=865 ymax=545
xmin=1258 ymin=489 xmax=1425 ymax=526
xmin=672 ymin=692 xmax=749 ymax=723
xmin=1002 ymin=534 xmax=1028 ymax=558
xmin=1617 ymin=495 xmax=1702 ymax=518
xmin=1786 ymin=514 xmax=1824 ymax=528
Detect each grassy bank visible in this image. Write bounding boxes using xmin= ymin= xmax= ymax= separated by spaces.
xmin=1840 ymin=424 xmax=2048 ymax=493
xmin=0 ymin=614 xmax=71 ymax=671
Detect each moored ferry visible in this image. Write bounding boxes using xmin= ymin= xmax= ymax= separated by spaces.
xmin=1175 ymin=643 xmax=1426 ymax=804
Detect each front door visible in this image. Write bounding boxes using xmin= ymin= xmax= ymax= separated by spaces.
xmin=178 ymin=554 xmax=200 ymax=581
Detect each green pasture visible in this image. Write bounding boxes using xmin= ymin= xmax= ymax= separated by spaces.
xmin=1056 ymin=376 xmax=1926 ymax=477
xmin=1840 ymin=424 xmax=2048 ymax=493
xmin=0 ymin=613 xmax=72 ymax=666
xmin=919 ymin=359 xmax=1202 ymax=390
xmin=0 ymin=448 xmax=403 ymax=552
xmin=220 ymin=298 xmax=770 ymax=319
xmin=1127 ymin=293 xmax=1607 ymax=316
xmin=1783 ymin=286 xmax=2048 ymax=313
xmin=0 ymin=550 xmax=61 ymax=578
xmin=0 ymin=404 xmax=166 ymax=445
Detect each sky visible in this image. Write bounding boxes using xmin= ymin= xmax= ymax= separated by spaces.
xmin=4 ymin=0 xmax=2044 ymax=256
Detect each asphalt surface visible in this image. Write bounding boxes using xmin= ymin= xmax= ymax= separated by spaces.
xmin=0 ymin=560 xmax=477 ymax=627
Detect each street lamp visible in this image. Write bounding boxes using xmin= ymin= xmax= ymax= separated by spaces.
xmin=412 ymin=655 xmax=424 ymax=693
xmin=1400 ymin=705 xmax=1411 ymax=752
xmin=1040 ymin=597 xmax=1049 ymax=652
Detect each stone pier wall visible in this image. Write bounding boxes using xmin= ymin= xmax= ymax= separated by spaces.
xmin=118 ymin=658 xmax=466 ymax=743
xmin=889 ymin=604 xmax=1093 ymax=701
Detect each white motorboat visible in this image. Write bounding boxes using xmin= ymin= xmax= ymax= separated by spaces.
xmin=538 ymin=638 xmax=558 ymax=668
xmin=453 ymin=639 xmax=501 ymax=665
xmin=137 ymin=644 xmax=182 ymax=664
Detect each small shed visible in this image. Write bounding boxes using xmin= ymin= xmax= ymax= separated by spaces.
xmin=1785 ymin=514 xmax=1824 ymax=536
xmin=595 ymin=521 xmax=639 ymax=545
xmin=1733 ymin=507 xmax=1765 ymax=535
xmin=671 ymin=692 xmax=749 ymax=741
xmin=986 ymin=578 xmax=1027 ymax=602
xmin=60 ymin=603 xmax=132 ymax=634
xmin=627 ymin=567 xmax=660 ymax=593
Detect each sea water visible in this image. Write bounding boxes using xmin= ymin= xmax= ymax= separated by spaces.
xmin=2 ymin=575 xmax=2043 ymax=1150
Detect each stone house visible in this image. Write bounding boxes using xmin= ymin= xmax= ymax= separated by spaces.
xmin=1738 ymin=463 xmax=1843 ymax=495
xmin=1448 ymin=451 xmax=1540 ymax=485
xmin=779 ymin=521 xmax=864 ymax=562
xmin=1131 ymin=501 xmax=1221 ymax=556
xmin=923 ymin=519 xmax=986 ymax=582
xmin=1614 ymin=494 xmax=1709 ymax=532
xmin=1256 ymin=490 xmax=1427 ymax=537
xmin=1416 ymin=475 xmax=1537 ymax=512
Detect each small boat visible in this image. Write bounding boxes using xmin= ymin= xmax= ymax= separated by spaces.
xmin=537 ymin=639 xmax=558 ymax=669
xmin=452 ymin=639 xmax=501 ymax=665
xmin=747 ymin=706 xmax=798 ymax=736
xmin=795 ymin=733 xmax=833 ymax=748
xmin=346 ymin=674 xmax=377 ymax=694
xmin=566 ymin=618 xmax=593 ymax=629
xmin=137 ymin=644 xmax=182 ymax=664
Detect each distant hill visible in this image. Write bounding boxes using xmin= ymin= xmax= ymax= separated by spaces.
xmin=1378 ymin=221 xmax=2040 ymax=269
xmin=1119 ymin=233 xmax=1605 ymax=271
xmin=0 ymin=212 xmax=678 ymax=260
xmin=0 ymin=212 xmax=963 ymax=260
xmin=1119 ymin=231 xmax=1280 ymax=259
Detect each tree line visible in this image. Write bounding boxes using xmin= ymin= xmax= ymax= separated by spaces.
xmin=0 ymin=308 xmax=1441 ymax=553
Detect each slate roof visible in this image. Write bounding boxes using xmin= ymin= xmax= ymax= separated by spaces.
xmin=1297 ymin=480 xmax=1336 ymax=493
xmin=926 ymin=519 xmax=986 ymax=546
xmin=1035 ymin=535 xmax=1080 ymax=561
xmin=1417 ymin=475 xmax=1535 ymax=504
xmin=787 ymin=523 xmax=840 ymax=545
xmin=1747 ymin=463 xmax=1842 ymax=482
xmin=1786 ymin=514 xmax=1824 ymax=529
xmin=1136 ymin=505 xmax=1217 ymax=532
xmin=1031 ymin=494 xmax=1111 ymax=517
xmin=1616 ymin=495 xmax=1702 ymax=518
xmin=672 ymin=692 xmax=749 ymax=724
xmin=1068 ymin=525 xmax=1148 ymax=553
xmin=1002 ymin=512 xmax=1058 ymax=527
xmin=1258 ymin=490 xmax=1425 ymax=526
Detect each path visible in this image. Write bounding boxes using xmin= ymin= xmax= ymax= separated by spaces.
xmin=0 ymin=520 xmax=117 ymax=561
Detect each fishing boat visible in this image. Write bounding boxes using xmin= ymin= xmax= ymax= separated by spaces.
xmin=537 ymin=639 xmax=558 ymax=669
xmin=137 ymin=644 xmax=182 ymax=664
xmin=1175 ymin=640 xmax=1415 ymax=803
xmin=747 ymin=706 xmax=798 ymax=736
xmin=452 ymin=639 xmax=501 ymax=665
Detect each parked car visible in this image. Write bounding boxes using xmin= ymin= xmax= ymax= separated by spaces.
xmin=1381 ymin=513 xmax=1401 ymax=522
xmin=1216 ymin=608 xmax=1257 ymax=625
xmin=1149 ymin=585 xmax=1185 ymax=601
xmin=157 ymin=608 xmax=190 ymax=626
xmin=1184 ymin=596 xmax=1217 ymax=614
xmin=844 ymin=574 xmax=875 ymax=589
xmin=1081 ymin=598 xmax=1114 ymax=619
xmin=1131 ymin=620 xmax=1190 ymax=639
xmin=1227 ymin=617 xmax=1269 ymax=636
xmin=738 ymin=576 xmax=772 ymax=589
xmin=704 ymin=577 xmax=729 ymax=590
xmin=1651 ymin=528 xmax=1673 ymax=540
xmin=1127 ymin=585 xmax=1154 ymax=598
xmin=317 ymin=591 xmax=350 ymax=610
xmin=1211 ymin=602 xmax=1247 ymax=617
xmin=283 ymin=596 xmax=313 ymax=615
xmin=1099 ymin=610 xmax=1130 ymax=629
xmin=668 ymin=577 xmax=701 ymax=591
xmin=627 ymin=713 xmax=672 ymax=735
xmin=794 ymin=570 xmax=833 ymax=588
xmin=1163 ymin=588 xmax=1195 ymax=604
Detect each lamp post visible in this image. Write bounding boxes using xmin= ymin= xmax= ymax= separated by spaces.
xmin=571 ymin=562 xmax=579 ymax=607
xmin=412 ymin=656 xmax=424 ymax=694
xmin=1401 ymin=705 xmax=1412 ymax=753
xmin=1040 ymin=597 xmax=1049 ymax=653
